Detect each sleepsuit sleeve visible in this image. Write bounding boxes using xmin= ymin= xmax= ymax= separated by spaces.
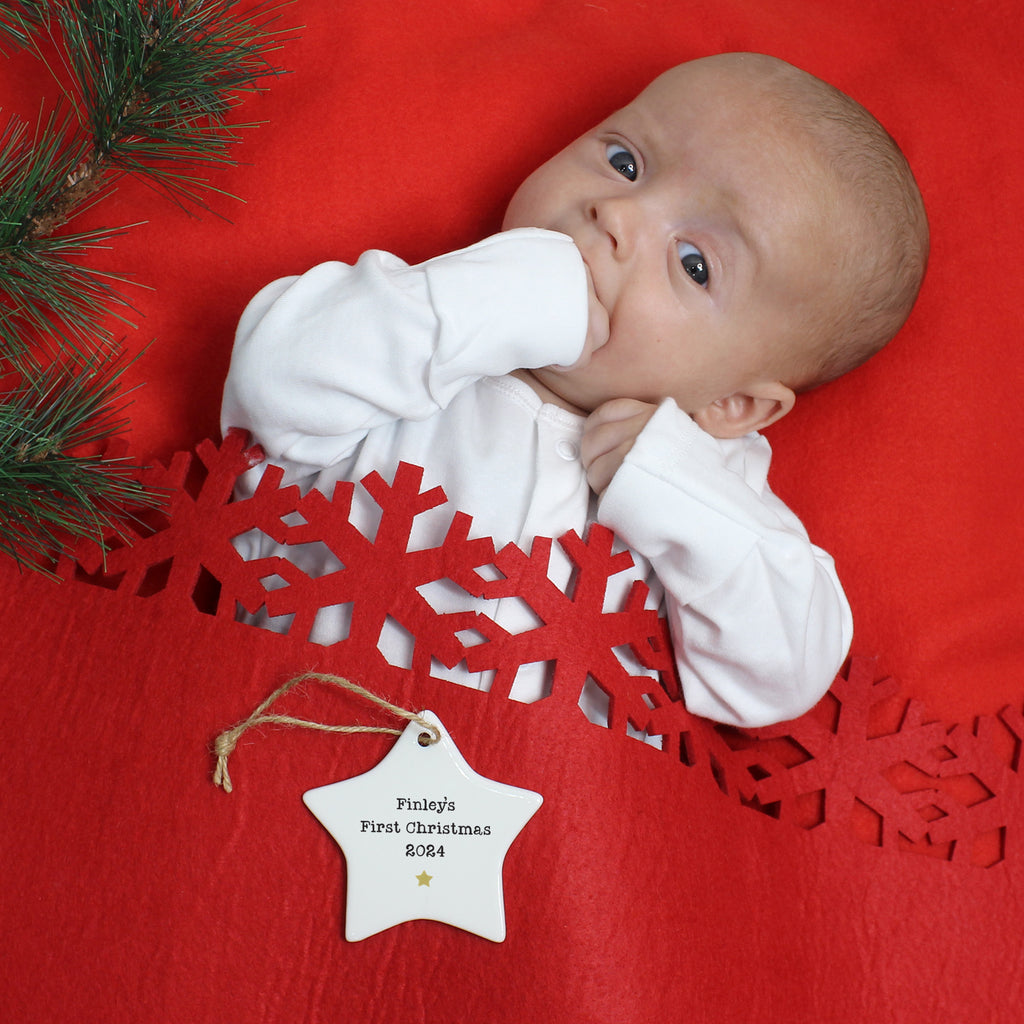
xmin=598 ymin=398 xmax=853 ymax=728
xmin=221 ymin=227 xmax=588 ymax=485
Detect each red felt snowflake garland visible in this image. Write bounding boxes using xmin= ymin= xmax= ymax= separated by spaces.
xmin=58 ymin=431 xmax=1024 ymax=868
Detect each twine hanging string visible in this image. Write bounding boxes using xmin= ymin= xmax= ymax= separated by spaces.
xmin=212 ymin=672 xmax=441 ymax=793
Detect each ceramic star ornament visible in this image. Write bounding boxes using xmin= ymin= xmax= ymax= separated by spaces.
xmin=304 ymin=710 xmax=543 ymax=942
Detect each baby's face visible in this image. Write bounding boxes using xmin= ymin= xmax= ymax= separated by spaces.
xmin=503 ymin=56 xmax=841 ymax=427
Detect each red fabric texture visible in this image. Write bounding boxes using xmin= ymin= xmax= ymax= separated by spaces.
xmin=2 ymin=2 xmax=1022 ymax=1021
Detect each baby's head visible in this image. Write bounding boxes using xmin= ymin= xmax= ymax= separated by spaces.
xmin=503 ymin=53 xmax=929 ymax=437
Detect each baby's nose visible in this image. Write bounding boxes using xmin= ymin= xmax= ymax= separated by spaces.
xmin=588 ymin=196 xmax=636 ymax=261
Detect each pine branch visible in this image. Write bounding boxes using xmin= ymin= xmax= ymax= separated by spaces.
xmin=0 ymin=350 xmax=164 ymax=574
xmin=0 ymin=0 xmax=294 ymax=576
xmin=0 ymin=107 xmax=135 ymax=363
xmin=0 ymin=2 xmax=291 ymax=364
xmin=45 ymin=0 xmax=291 ymax=215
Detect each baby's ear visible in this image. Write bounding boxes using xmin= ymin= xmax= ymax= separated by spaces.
xmin=693 ymin=382 xmax=795 ymax=439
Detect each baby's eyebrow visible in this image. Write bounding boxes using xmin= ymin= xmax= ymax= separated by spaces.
xmin=702 ymin=185 xmax=769 ymax=282
xmin=720 ymin=209 xmax=760 ymax=268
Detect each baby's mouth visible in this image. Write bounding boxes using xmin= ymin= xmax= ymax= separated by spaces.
xmin=576 ymin=242 xmax=608 ymax=303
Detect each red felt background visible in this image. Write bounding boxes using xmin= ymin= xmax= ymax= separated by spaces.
xmin=1 ymin=1 xmax=1022 ymax=1021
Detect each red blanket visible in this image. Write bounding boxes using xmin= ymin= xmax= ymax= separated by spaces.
xmin=2 ymin=2 xmax=1021 ymax=1021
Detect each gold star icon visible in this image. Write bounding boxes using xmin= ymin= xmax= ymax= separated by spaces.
xmin=416 ymin=870 xmax=432 ymax=887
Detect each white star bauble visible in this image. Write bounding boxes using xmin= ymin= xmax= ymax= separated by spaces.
xmin=304 ymin=710 xmax=543 ymax=942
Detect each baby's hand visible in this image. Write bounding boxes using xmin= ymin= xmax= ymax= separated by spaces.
xmin=580 ymin=398 xmax=658 ymax=494
xmin=554 ymin=261 xmax=609 ymax=370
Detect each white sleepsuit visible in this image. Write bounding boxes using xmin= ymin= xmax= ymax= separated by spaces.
xmin=221 ymin=228 xmax=853 ymax=728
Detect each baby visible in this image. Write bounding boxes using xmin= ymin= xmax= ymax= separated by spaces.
xmin=222 ymin=53 xmax=928 ymax=729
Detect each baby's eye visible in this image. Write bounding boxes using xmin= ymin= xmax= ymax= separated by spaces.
xmin=678 ymin=242 xmax=709 ymax=287
xmin=606 ymin=143 xmax=638 ymax=181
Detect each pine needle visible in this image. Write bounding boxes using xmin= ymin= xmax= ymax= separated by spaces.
xmin=0 ymin=2 xmax=43 ymax=51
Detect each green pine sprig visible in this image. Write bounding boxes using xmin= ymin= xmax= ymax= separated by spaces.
xmin=2 ymin=2 xmax=292 ymax=364
xmin=0 ymin=350 xmax=162 ymax=575
xmin=43 ymin=0 xmax=292 ymax=216
xmin=0 ymin=0 xmax=293 ymax=575
xmin=0 ymin=105 xmax=134 ymax=364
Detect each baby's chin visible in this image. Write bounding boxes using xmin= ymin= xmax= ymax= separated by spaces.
xmin=533 ymin=364 xmax=616 ymax=415
xmin=514 ymin=366 xmax=595 ymax=416
xmin=531 ymin=360 xmax=679 ymax=417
